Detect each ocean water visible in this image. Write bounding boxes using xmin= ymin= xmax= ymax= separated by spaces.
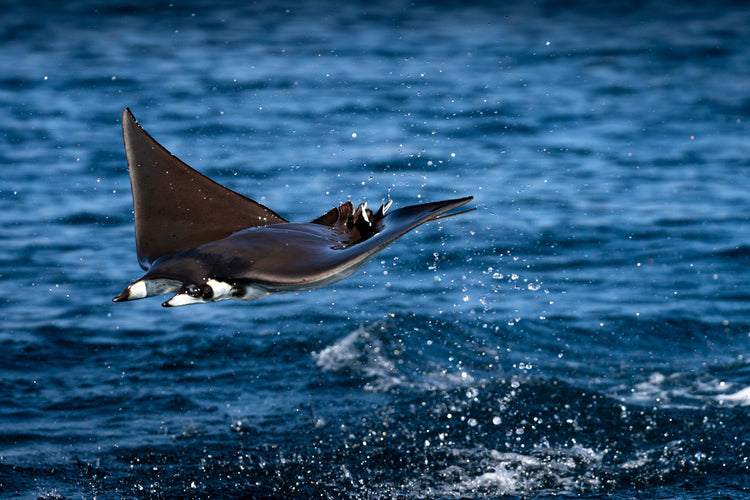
xmin=1 ymin=0 xmax=750 ymax=498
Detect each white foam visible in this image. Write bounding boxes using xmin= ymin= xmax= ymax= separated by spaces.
xmin=312 ymin=323 xmax=485 ymax=393
xmin=312 ymin=325 xmax=403 ymax=391
xmin=718 ymin=386 xmax=750 ymax=405
xmin=434 ymin=446 xmax=603 ymax=497
xmin=313 ymin=327 xmax=362 ymax=371
xmin=612 ymin=370 xmax=750 ymax=409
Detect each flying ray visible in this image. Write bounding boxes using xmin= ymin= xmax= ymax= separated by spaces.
xmin=113 ymin=109 xmax=474 ymax=306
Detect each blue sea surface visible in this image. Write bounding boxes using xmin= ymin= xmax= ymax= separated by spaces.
xmin=1 ymin=1 xmax=750 ymax=498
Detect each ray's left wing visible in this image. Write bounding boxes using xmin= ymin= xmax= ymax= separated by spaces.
xmin=122 ymin=108 xmax=288 ymax=269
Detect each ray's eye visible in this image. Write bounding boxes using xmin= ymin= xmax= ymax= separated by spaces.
xmin=200 ymin=284 xmax=214 ymax=299
xmin=183 ymin=283 xmax=214 ymax=299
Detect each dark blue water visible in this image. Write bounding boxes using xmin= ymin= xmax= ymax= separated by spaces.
xmin=2 ymin=1 xmax=750 ymax=498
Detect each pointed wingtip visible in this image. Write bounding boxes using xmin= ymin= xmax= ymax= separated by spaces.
xmin=122 ymin=108 xmax=143 ymax=151
xmin=430 ymin=196 xmax=475 ymax=221
xmin=122 ymin=108 xmax=140 ymax=137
